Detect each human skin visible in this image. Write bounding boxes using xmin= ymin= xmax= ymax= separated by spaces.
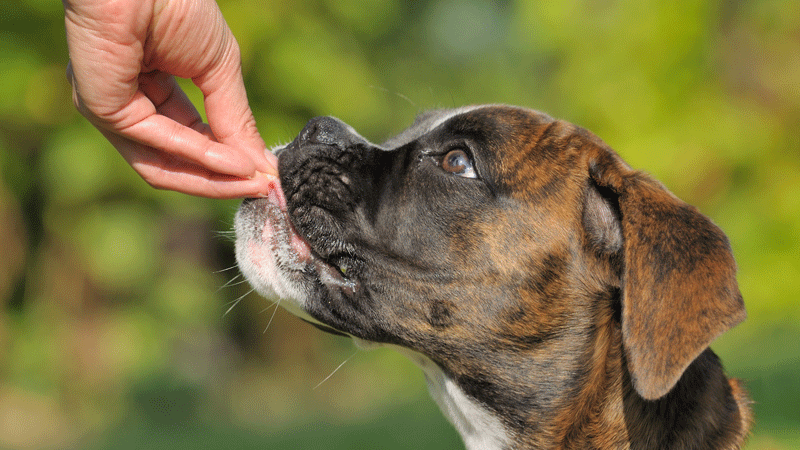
xmin=64 ymin=0 xmax=277 ymax=198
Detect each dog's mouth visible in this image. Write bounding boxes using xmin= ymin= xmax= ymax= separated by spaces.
xmin=239 ymin=179 xmax=312 ymax=268
xmin=234 ymin=177 xmax=358 ymax=333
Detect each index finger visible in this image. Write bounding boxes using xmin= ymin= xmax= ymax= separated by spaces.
xmin=118 ymin=107 xmax=271 ymax=179
xmin=191 ymin=38 xmax=277 ymax=174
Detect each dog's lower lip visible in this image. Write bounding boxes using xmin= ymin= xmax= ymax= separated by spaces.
xmin=248 ymin=179 xmax=313 ymax=265
xmin=253 ymin=178 xmax=359 ymax=296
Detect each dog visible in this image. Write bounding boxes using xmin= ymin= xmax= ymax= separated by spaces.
xmin=234 ymin=105 xmax=752 ymax=449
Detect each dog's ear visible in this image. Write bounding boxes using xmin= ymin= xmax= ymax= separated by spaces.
xmin=584 ymin=145 xmax=746 ymax=400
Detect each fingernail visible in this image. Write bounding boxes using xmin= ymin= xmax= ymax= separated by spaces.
xmin=264 ymin=165 xmax=279 ymax=177
xmin=251 ymin=170 xmax=278 ymax=180
xmin=253 ymin=171 xmax=279 ymax=197
xmin=263 ymin=151 xmax=279 ymax=176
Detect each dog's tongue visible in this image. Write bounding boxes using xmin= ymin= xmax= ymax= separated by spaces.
xmin=262 ymin=177 xmax=313 ymax=263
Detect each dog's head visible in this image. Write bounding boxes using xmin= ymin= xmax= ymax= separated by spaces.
xmin=234 ymin=105 xmax=744 ymax=402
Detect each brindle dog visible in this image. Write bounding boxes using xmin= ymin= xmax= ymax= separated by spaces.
xmin=234 ymin=105 xmax=751 ymax=449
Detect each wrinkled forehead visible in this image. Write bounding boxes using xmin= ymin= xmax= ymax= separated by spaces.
xmin=381 ymin=105 xmax=555 ymax=149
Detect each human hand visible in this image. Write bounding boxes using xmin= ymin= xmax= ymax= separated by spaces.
xmin=63 ymin=0 xmax=277 ymax=198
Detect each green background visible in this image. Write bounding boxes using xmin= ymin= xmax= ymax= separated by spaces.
xmin=1 ymin=0 xmax=798 ymax=448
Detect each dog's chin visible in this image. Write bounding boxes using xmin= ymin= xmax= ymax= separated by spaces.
xmin=233 ymin=178 xmax=357 ymax=334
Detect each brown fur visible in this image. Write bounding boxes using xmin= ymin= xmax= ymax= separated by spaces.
xmin=237 ymin=105 xmax=752 ymax=449
xmin=457 ymin=109 xmax=753 ymax=448
xmin=472 ymin=110 xmax=751 ymax=448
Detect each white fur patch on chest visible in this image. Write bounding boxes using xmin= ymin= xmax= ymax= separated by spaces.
xmin=391 ymin=346 xmax=512 ymax=450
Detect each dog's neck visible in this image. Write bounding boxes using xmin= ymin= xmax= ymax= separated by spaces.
xmin=405 ymin=349 xmax=514 ymax=450
xmin=395 ymin=304 xmax=750 ymax=450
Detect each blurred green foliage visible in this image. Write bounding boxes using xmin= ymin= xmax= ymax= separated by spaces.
xmin=1 ymin=0 xmax=798 ymax=448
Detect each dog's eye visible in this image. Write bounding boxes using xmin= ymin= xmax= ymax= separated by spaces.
xmin=441 ymin=149 xmax=477 ymax=179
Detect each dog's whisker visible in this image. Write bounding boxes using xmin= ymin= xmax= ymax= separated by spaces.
xmin=221 ymin=278 xmax=250 ymax=289
xmin=216 ymin=274 xmax=247 ymax=292
xmin=214 ymin=264 xmax=240 ymax=274
xmin=257 ymin=300 xmax=278 ymax=315
xmin=262 ymin=298 xmax=281 ymax=334
xmin=394 ymin=92 xmax=417 ymax=108
xmin=313 ymin=351 xmax=358 ymax=390
xmin=215 ymin=279 xmax=250 ymax=294
xmin=366 ymin=85 xmax=417 ymax=108
xmin=223 ymin=288 xmax=254 ymax=317
xmin=217 ymin=272 xmax=240 ymax=285
xmin=214 ymin=230 xmax=237 ymax=242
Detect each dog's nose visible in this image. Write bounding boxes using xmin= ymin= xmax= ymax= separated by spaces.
xmin=297 ymin=116 xmax=367 ymax=149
